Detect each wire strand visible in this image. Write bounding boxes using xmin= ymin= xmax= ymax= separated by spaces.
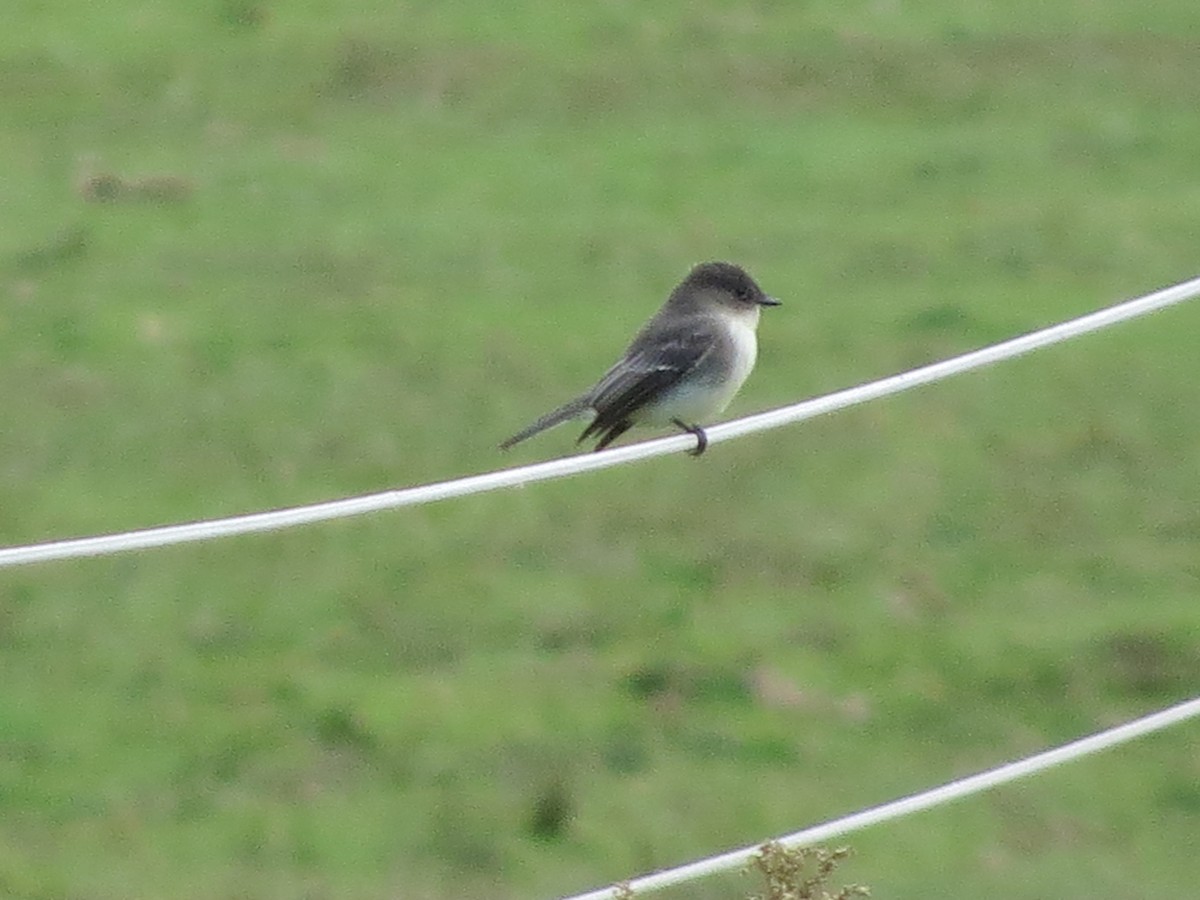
xmin=2 ymin=274 xmax=1198 ymax=569
xmin=559 ymin=695 xmax=1200 ymax=900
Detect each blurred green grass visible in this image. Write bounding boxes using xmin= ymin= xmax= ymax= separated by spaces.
xmin=1 ymin=2 xmax=1198 ymax=898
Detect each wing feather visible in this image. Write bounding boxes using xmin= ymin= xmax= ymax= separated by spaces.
xmin=578 ymin=322 xmax=720 ymax=444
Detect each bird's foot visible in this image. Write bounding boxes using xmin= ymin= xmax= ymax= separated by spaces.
xmin=672 ymin=420 xmax=708 ymax=457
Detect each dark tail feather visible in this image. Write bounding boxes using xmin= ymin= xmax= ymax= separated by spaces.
xmin=499 ymin=396 xmax=591 ymax=450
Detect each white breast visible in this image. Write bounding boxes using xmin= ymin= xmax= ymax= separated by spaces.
xmin=725 ymin=310 xmax=759 ymax=392
xmin=638 ymin=308 xmax=760 ymax=426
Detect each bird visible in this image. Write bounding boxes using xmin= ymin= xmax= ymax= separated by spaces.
xmin=500 ymin=261 xmax=779 ymax=455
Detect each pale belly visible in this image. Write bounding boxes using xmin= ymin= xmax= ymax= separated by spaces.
xmin=636 ymin=316 xmax=759 ymax=425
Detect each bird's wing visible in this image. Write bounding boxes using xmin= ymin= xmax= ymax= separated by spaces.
xmin=579 ymin=320 xmax=721 ymax=443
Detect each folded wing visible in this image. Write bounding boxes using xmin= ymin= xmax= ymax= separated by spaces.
xmin=578 ymin=321 xmax=720 ymax=450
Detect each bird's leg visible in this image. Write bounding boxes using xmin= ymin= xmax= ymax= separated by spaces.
xmin=672 ymin=419 xmax=708 ymax=457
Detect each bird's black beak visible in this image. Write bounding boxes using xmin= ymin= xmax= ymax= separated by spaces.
xmin=758 ymin=295 xmax=781 ymax=307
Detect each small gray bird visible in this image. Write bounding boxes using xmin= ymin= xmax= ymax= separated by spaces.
xmin=500 ymin=261 xmax=779 ymax=455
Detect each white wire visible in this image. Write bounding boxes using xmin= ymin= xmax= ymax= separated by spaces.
xmin=559 ymin=695 xmax=1200 ymax=900
xmin=1 ymin=274 xmax=1198 ymax=569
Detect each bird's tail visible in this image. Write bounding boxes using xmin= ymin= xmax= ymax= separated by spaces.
xmin=499 ymin=396 xmax=591 ymax=450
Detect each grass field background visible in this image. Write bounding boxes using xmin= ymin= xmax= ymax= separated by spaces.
xmin=2 ymin=3 xmax=1198 ymax=898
